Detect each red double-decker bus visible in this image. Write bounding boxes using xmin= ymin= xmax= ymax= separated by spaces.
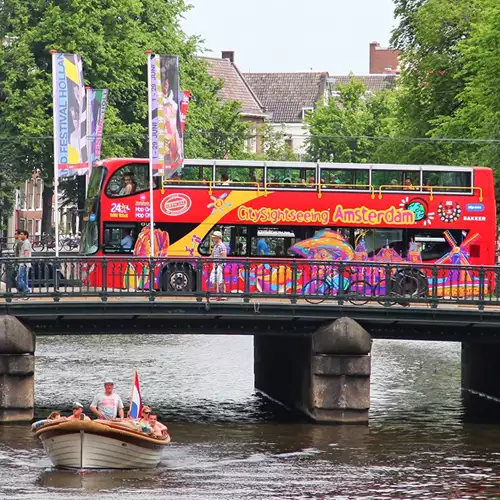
xmin=80 ymin=158 xmax=496 ymax=296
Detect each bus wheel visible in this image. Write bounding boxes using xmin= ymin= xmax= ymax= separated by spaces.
xmin=163 ymin=266 xmax=193 ymax=292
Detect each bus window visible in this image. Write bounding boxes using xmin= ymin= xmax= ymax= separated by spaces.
xmin=362 ymin=229 xmax=404 ymax=256
xmin=251 ymin=228 xmax=298 ymax=256
xmin=183 ymin=164 xmax=214 ymax=184
xmin=103 ymin=223 xmax=140 ymax=253
xmin=320 ymin=168 xmax=369 ymax=188
xmin=371 ymin=169 xmax=419 ymax=191
xmin=422 ymin=170 xmax=472 ymax=192
xmin=266 ymin=167 xmax=316 ymax=188
xmin=215 ymin=166 xmax=264 ymax=188
xmin=106 ymin=163 xmax=151 ymax=197
xmin=409 ymin=229 xmax=464 ymax=261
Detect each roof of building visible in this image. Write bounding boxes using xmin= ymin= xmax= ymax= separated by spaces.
xmin=244 ymin=72 xmax=328 ymax=124
xmin=203 ymin=57 xmax=267 ymax=118
xmin=329 ymin=74 xmax=397 ymax=93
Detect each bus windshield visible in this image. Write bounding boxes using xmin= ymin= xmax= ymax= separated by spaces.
xmin=81 ymin=166 xmax=106 ymax=255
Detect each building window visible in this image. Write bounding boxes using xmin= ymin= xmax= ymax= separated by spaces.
xmin=35 ymin=219 xmax=41 ymax=236
xmin=27 ymin=181 xmax=34 ymax=210
xmin=301 ymin=107 xmax=313 ymax=121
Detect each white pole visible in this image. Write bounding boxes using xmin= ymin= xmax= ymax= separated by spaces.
xmin=146 ymin=51 xmax=155 ymax=258
xmin=50 ymin=50 xmax=60 ymax=258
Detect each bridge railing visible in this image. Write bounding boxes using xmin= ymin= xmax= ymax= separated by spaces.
xmin=0 ymin=255 xmax=499 ymax=308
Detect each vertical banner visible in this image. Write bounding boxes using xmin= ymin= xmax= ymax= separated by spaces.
xmin=87 ymin=88 xmax=109 ymax=178
xmin=150 ymin=55 xmax=184 ymax=177
xmin=53 ymin=53 xmax=87 ymax=178
xmin=180 ymin=90 xmax=190 ymax=135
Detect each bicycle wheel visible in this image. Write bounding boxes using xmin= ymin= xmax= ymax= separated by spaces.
xmin=32 ymin=240 xmax=44 ymax=252
xmin=346 ymin=280 xmax=372 ymax=306
xmin=302 ymin=278 xmax=331 ymax=304
xmin=374 ymin=278 xmax=402 ymax=306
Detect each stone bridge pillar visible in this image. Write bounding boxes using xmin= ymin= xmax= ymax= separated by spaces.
xmin=462 ymin=342 xmax=500 ymax=402
xmin=0 ymin=316 xmax=35 ymax=422
xmin=254 ymin=317 xmax=372 ymax=424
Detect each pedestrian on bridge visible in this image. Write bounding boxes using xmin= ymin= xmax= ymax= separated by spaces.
xmin=210 ymin=230 xmax=227 ymax=299
xmin=16 ymin=230 xmax=32 ymax=300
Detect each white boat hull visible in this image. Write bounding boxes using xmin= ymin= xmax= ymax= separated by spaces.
xmin=35 ymin=420 xmax=169 ymax=469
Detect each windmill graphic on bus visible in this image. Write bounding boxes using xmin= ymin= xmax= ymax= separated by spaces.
xmin=433 ymin=230 xmax=483 ymax=296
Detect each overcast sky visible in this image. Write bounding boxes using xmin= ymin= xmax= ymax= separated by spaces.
xmin=182 ymin=0 xmax=397 ymax=74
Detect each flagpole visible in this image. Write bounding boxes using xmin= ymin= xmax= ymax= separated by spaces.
xmin=128 ymin=367 xmax=137 ymax=418
xmin=146 ymin=50 xmax=155 ymax=258
xmin=50 ymin=50 xmax=60 ymax=258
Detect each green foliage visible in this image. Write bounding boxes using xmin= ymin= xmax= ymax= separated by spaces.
xmin=0 ymin=0 xmax=247 ymax=228
xmin=306 ymin=77 xmax=397 ymax=163
xmin=253 ymin=124 xmax=298 ymax=162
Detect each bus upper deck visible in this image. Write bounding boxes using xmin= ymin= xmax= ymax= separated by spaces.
xmin=101 ymin=159 xmax=485 ymax=200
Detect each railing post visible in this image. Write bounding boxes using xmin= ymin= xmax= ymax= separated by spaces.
xmin=100 ymin=258 xmax=108 ymax=302
xmin=148 ymin=257 xmax=156 ymax=302
xmin=337 ymin=261 xmax=345 ymax=305
xmin=243 ymin=258 xmax=250 ymax=303
xmin=4 ymin=260 xmax=14 ymax=303
xmin=478 ymin=266 xmax=485 ymax=311
xmin=52 ymin=258 xmax=61 ymax=302
xmin=195 ymin=258 xmax=203 ymax=302
xmin=290 ymin=259 xmax=298 ymax=304
xmin=430 ymin=265 xmax=438 ymax=309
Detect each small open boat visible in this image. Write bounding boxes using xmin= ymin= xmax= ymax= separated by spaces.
xmin=34 ymin=419 xmax=170 ymax=469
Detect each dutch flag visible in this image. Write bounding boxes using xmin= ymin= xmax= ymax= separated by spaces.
xmin=129 ymin=369 xmax=143 ymax=419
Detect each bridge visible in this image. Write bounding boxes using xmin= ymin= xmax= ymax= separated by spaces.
xmin=1 ymin=256 xmax=500 ymax=425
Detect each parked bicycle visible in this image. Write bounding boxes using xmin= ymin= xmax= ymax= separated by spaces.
xmin=302 ymin=268 xmax=372 ymax=305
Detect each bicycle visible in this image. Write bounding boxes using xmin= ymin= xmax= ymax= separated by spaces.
xmin=302 ymin=269 xmax=372 ymax=306
xmin=373 ymin=268 xmax=428 ymax=307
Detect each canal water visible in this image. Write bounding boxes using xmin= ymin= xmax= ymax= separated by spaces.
xmin=1 ymin=335 xmax=500 ymax=499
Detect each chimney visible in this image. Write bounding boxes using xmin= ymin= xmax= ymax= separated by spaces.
xmin=222 ymin=50 xmax=235 ymax=63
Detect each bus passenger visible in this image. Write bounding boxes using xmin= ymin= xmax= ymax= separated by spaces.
xmin=221 ymin=174 xmax=230 ymax=186
xmin=257 ymin=238 xmax=269 ymax=256
xmin=275 ymin=245 xmax=284 ymax=257
xmin=210 ymin=230 xmax=227 ymax=299
xmin=119 ymin=173 xmax=136 ymax=196
xmin=403 ymin=178 xmax=415 ymax=190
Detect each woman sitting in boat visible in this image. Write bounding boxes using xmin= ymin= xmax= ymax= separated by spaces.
xmin=67 ymin=402 xmax=91 ymax=421
xmin=31 ymin=411 xmax=64 ymax=431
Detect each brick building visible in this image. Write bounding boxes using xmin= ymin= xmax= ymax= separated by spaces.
xmin=369 ymin=41 xmax=400 ymax=74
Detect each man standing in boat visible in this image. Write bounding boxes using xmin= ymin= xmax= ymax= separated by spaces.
xmin=90 ymin=380 xmax=125 ymax=420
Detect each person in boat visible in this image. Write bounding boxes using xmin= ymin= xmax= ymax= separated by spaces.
xmin=149 ymin=413 xmax=168 ymax=439
xmin=68 ymin=402 xmax=91 ymax=421
xmin=90 ymin=379 xmax=125 ymax=421
xmin=31 ymin=411 xmax=64 ymax=431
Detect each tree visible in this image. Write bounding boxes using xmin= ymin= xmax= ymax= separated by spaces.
xmin=389 ymin=0 xmax=479 ymax=165
xmin=431 ymin=0 xmax=500 ymax=210
xmin=306 ymin=78 xmax=397 ymax=163
xmin=0 ymin=0 xmax=248 ymax=232
xmin=253 ymin=124 xmax=298 ymax=162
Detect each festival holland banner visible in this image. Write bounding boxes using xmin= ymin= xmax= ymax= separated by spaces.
xmin=87 ymin=88 xmax=109 ymax=176
xmin=53 ymin=53 xmax=87 ymax=177
xmin=149 ymin=55 xmax=184 ymax=176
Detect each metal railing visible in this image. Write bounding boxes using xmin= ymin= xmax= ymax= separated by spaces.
xmin=0 ymin=256 xmax=499 ymax=309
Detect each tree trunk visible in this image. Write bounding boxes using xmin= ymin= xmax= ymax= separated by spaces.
xmin=41 ymin=183 xmax=53 ymax=235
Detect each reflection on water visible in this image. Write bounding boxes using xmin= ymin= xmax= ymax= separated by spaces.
xmin=1 ymin=336 xmax=500 ymax=499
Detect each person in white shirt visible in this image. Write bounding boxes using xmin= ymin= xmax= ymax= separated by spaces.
xmin=90 ymin=380 xmax=125 ymax=420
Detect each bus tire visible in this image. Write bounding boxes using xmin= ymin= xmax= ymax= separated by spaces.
xmin=162 ymin=265 xmax=194 ymax=292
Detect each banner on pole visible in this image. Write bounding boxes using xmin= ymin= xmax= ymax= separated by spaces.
xmin=180 ymin=90 xmax=190 ymax=135
xmin=53 ymin=53 xmax=87 ymax=177
xmin=150 ymin=55 xmax=184 ymax=177
xmin=87 ymin=88 xmax=109 ymax=174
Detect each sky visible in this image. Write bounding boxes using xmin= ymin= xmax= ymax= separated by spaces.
xmin=182 ymin=0 xmax=398 ymax=74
